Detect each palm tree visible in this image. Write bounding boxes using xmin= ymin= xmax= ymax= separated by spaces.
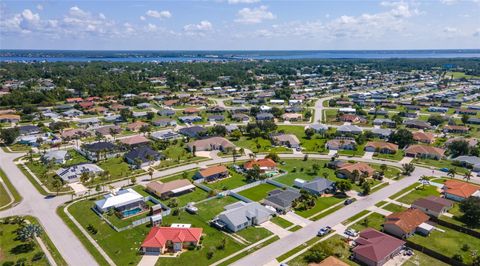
xmin=447 ymin=168 xmax=457 ymax=179
xmin=51 ymin=179 xmax=63 ymax=196
xmin=464 ymin=170 xmax=472 ymax=182
xmin=148 ymin=168 xmax=154 ymax=180
xmin=80 ymin=172 xmax=90 ymax=184
xmin=17 ymin=224 xmax=43 ymax=242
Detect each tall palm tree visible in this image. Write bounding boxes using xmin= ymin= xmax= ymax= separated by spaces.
xmin=464 ymin=171 xmax=472 ymax=182
xmin=17 ymin=224 xmax=42 ymax=242
xmin=447 ymin=168 xmax=457 ymax=179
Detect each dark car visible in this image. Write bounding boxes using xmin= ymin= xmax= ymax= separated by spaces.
xmin=344 ymin=199 xmax=354 ymax=205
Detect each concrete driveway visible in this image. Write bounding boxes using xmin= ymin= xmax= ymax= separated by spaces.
xmin=281 ymin=212 xmax=312 ymax=227
xmin=261 ymin=221 xmax=290 ymax=238
xmin=362 ymin=151 xmax=374 ymax=159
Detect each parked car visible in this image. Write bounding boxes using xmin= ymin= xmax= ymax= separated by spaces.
xmin=345 ymin=228 xmax=358 ymax=237
xmin=317 ymin=226 xmax=332 ymax=236
xmin=440 ymin=168 xmax=449 ymax=172
xmin=344 ymin=198 xmax=354 ymax=205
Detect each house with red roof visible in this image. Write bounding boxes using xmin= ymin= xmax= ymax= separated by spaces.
xmin=352 ymin=228 xmax=405 ymax=266
xmin=141 ymin=226 xmax=203 ymax=255
xmin=443 ymin=179 xmax=480 ymax=201
xmin=243 ymin=158 xmax=277 ymax=173
xmin=383 ymin=209 xmax=432 ymax=238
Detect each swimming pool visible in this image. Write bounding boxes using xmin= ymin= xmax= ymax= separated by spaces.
xmin=122 ymin=208 xmax=142 ymax=217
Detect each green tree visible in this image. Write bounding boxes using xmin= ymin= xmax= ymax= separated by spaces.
xmin=459 ymin=196 xmax=480 ymax=227
xmin=17 ymin=224 xmax=43 ymax=242
xmin=362 ymin=181 xmax=371 ymax=195
xmin=305 ymin=128 xmax=315 ymax=139
xmin=402 ymin=163 xmax=415 ymax=176
xmin=447 ymin=168 xmax=457 ymax=179
xmin=265 ymin=152 xmax=280 ymax=162
xmin=336 ymin=180 xmax=352 ymax=193
xmin=389 ymin=129 xmax=414 ymax=148
xmin=0 ymin=128 xmax=20 ymax=145
xmin=51 ymin=179 xmax=63 ymax=196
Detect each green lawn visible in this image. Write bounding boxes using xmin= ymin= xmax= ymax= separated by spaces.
xmin=23 ymin=162 xmax=71 ymax=194
xmin=97 ymin=157 xmax=144 ymax=179
xmin=295 ymin=196 xmax=344 ymax=218
xmin=389 ymin=183 xmax=420 ymax=200
xmin=439 ymin=204 xmax=480 ymax=233
xmin=173 ymin=188 xmax=210 ymax=207
xmin=234 ymin=226 xmax=273 ymax=243
xmin=276 ymin=237 xmax=320 ymax=263
xmin=233 ymin=136 xmax=291 ymax=154
xmin=412 ymin=158 xmax=469 ymax=174
xmin=338 ymin=144 xmax=366 ymax=157
xmin=373 ymin=150 xmax=404 ymax=161
xmin=397 ymin=185 xmax=440 ymax=204
xmin=286 ymin=234 xmax=357 ymax=266
xmin=409 ymin=224 xmax=480 ymax=265
xmin=382 ymin=203 xmax=407 ymax=213
xmin=0 ymin=178 xmax=12 ymax=208
xmin=204 ymin=170 xmax=249 ymax=191
xmin=64 ymin=150 xmax=89 ymax=166
xmin=237 ymin=183 xmax=278 ymax=201
xmin=0 ymin=217 xmax=54 ymax=266
xmin=342 ymin=210 xmax=371 ymax=225
xmin=370 ymin=164 xmax=402 ymax=179
xmin=350 ymin=212 xmax=385 ymax=232
xmin=404 ymin=251 xmax=449 ymax=266
xmin=0 ymin=167 xmax=21 ymax=210
xmin=290 ymin=225 xmax=302 ymax=231
xmin=446 ymin=71 xmax=480 ymax=79
xmin=271 ymin=216 xmax=294 ymax=228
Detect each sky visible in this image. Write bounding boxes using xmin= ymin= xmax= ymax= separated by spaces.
xmin=0 ymin=0 xmax=479 ymax=50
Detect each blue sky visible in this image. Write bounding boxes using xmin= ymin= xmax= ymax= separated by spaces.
xmin=1 ymin=0 xmax=479 ymax=50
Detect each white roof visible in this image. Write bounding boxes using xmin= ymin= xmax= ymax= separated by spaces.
xmin=95 ymin=188 xmax=143 ymax=210
xmin=171 ymin=223 xmax=191 ymax=228
xmin=171 ymin=184 xmax=196 ymax=194
xmin=418 ymin=222 xmax=434 ymax=231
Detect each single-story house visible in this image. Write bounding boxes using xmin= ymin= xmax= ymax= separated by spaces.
xmin=337 ymin=124 xmax=363 ymax=135
xmin=371 ymin=128 xmax=393 ymax=139
xmin=411 ymin=196 xmax=453 ymax=217
xmin=445 ymin=137 xmax=478 ymax=148
xmin=232 ymin=113 xmax=250 ymax=122
xmin=119 ymin=135 xmax=150 ymax=147
xmin=256 ymin=113 xmax=274 ymax=121
xmin=80 ymin=141 xmax=121 ymax=161
xmin=404 ymin=145 xmax=445 ymax=160
xmin=383 ymin=209 xmax=432 ymax=238
xmin=282 ymin=113 xmax=303 ymax=121
xmin=337 ymin=162 xmax=375 ymax=179
xmin=146 ymin=180 xmax=196 ymax=200
xmin=352 ymin=228 xmax=405 ymax=266
xmin=127 ymin=121 xmax=149 ymax=132
xmin=186 ymin=137 xmax=235 ymax=152
xmin=0 ymin=114 xmax=20 ymax=123
xmin=152 ymin=119 xmax=177 ymax=127
xmin=314 ymin=256 xmax=349 ymax=266
xmin=178 ymin=126 xmax=207 ymax=138
xmin=42 ymin=150 xmax=69 ymax=164
xmin=62 ymin=109 xmax=83 ymax=118
xmin=443 ymin=125 xmax=469 ymax=134
xmin=95 ymin=125 xmax=122 ymax=136
xmin=295 ymin=177 xmax=335 ymax=196
xmin=208 ymin=115 xmax=225 ymax=122
xmin=18 ymin=125 xmax=41 ymax=136
xmin=404 ymin=119 xmax=432 ymax=129
xmin=77 ymin=118 xmax=101 ymax=128
xmin=443 ymin=179 xmax=480 ymax=201
xmin=243 ymin=158 xmax=277 ymax=173
xmin=272 ymin=134 xmax=300 ymax=149
xmin=125 ymin=146 xmax=162 ymax=168
xmin=179 ymin=116 xmax=203 ymax=123
xmin=213 ymin=202 xmax=274 ymax=232
xmin=150 ymin=130 xmax=182 ymax=141
xmin=326 ymin=139 xmax=356 ymax=150
xmin=263 ymin=189 xmax=301 ymax=213
xmin=413 ymin=131 xmax=435 ymax=144
xmin=56 ymin=163 xmax=104 ymax=183
xmin=452 ymin=155 xmax=480 ymax=172
xmin=339 ymin=114 xmax=366 ymax=124
xmin=94 ymin=188 xmax=146 ymax=217
xmin=308 ymin=124 xmax=329 ymax=133
xmin=141 ymin=227 xmax=203 ymax=255
xmin=61 ymin=128 xmax=90 ymax=140
xmin=365 ymin=141 xmax=398 ymax=154
xmin=373 ymin=118 xmax=396 ymax=128
xmin=194 ymin=165 xmax=229 ymax=182
xmin=157 ymin=109 xmax=176 ymax=117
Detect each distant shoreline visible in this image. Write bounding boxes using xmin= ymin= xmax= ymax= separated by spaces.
xmin=1 ymin=49 xmax=480 ymax=62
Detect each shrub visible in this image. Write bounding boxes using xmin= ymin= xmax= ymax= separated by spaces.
xmin=206 ymin=251 xmax=214 ymax=259
xmin=32 ymin=252 xmax=45 ymax=262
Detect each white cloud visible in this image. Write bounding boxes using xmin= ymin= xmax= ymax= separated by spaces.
xmin=145 ymin=10 xmax=171 ymax=19
xmin=69 ymin=6 xmax=88 ymax=18
xmin=184 ymin=20 xmax=213 ymax=31
xmin=140 ymin=16 xmax=146 ymax=21
xmin=235 ymin=5 xmax=275 ymax=24
xmin=36 ymin=4 xmax=43 ymax=11
xmin=474 ymin=28 xmax=480 ymax=37
xmin=228 ymin=0 xmax=260 ymax=4
xmin=440 ymin=0 xmax=459 ymax=5
xmin=443 ymin=26 xmax=458 ymax=33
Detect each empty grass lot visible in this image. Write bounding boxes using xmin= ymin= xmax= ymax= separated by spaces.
xmin=382 ymin=203 xmax=407 ymax=213
xmin=350 ymin=212 xmax=385 ymax=232
xmin=295 ymin=196 xmax=344 ymax=218
xmin=409 ymin=225 xmax=480 ymax=265
xmin=237 ymin=183 xmax=278 ymax=201
xmin=233 ymin=136 xmax=291 ymax=154
xmin=204 ymin=170 xmax=249 ymax=191
xmin=397 ymin=185 xmax=441 ymax=204
xmin=373 ymin=150 xmax=404 ymax=161
xmin=234 ymin=226 xmax=273 ymax=243
xmin=97 ymin=157 xmax=145 ymax=179
xmin=271 ymin=216 xmax=294 ymax=228
xmin=277 ymin=125 xmax=328 ymax=153
xmin=404 ymin=251 xmax=448 ymax=266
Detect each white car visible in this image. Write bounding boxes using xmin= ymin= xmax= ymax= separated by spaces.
xmin=345 ymin=228 xmax=358 ymax=237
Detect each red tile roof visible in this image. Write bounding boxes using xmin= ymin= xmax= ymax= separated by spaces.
xmin=444 ymin=180 xmax=480 ymax=199
xmin=353 ymin=228 xmax=405 ymax=263
xmin=365 ymin=141 xmax=398 ymax=151
xmin=141 ymin=227 xmax=202 ymax=248
xmin=243 ymin=158 xmax=277 ymax=170
xmin=119 ymin=135 xmax=150 ymax=145
xmin=198 ymin=165 xmax=228 ymax=178
xmin=385 ymin=209 xmax=429 ymax=233
xmin=404 ymin=144 xmax=445 ymax=157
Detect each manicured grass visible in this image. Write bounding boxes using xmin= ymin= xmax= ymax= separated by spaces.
xmin=289 ymin=225 xmax=302 ymax=232
xmin=446 ymin=71 xmax=480 ymax=79
xmin=274 ymin=159 xmax=336 ymax=186
xmin=205 ymin=170 xmax=249 ymax=191
xmin=370 ymin=182 xmax=389 ymax=193
xmin=0 ymin=167 xmax=22 ymax=209
xmin=7 ymin=143 xmax=31 ymax=152
xmin=350 ymin=212 xmax=385 ymax=232
xmin=409 ymin=224 xmax=480 ymax=265
xmin=163 ymin=143 xmax=194 ymax=161
xmin=397 ymin=184 xmax=440 ymax=204
xmin=311 ymin=203 xmax=346 ymax=221
xmin=237 ymin=183 xmax=278 ymax=201
xmin=342 ymin=210 xmax=371 ymax=225
xmin=439 ymin=204 xmax=480 ymax=233
xmin=64 ymin=150 xmax=89 ymax=166
xmin=382 ymin=203 xmax=407 ymax=213
xmin=276 ymin=237 xmax=319 ymax=262
xmin=233 ymin=136 xmax=291 ymax=154
xmin=375 ymin=201 xmax=387 ymax=207
xmin=370 ymin=164 xmax=402 ymax=179
xmin=157 ymin=170 xmax=198 ymax=183
xmin=216 ymin=236 xmax=280 ymax=266
xmin=97 ymin=157 xmax=144 ymax=179
xmin=373 ymin=150 xmax=404 ymax=161
xmin=389 ymin=183 xmax=420 ymax=200
xmin=338 ymin=144 xmax=366 ymax=157
xmin=0 ymin=177 xmax=12 ymax=208
xmin=271 ymin=216 xmax=294 ymax=229
xmin=18 ymin=164 xmax=49 ymax=195
xmin=295 ymin=196 xmax=344 ymax=218
xmin=286 ymin=234 xmax=357 ymax=265
xmin=174 ymin=187 xmax=209 ymax=207
xmin=404 ymin=251 xmax=449 ymax=266
xmin=0 ymin=217 xmax=50 ymax=266
xmin=234 ymin=226 xmax=273 ymax=243
xmin=413 ymin=158 xmax=469 ymax=174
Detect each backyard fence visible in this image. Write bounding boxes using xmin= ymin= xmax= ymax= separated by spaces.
xmin=430 ymin=217 xmax=480 ymax=239
xmin=229 ymin=191 xmax=253 ymax=203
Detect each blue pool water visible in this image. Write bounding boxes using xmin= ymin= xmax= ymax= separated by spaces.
xmin=122 ymin=208 xmax=142 ymax=217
